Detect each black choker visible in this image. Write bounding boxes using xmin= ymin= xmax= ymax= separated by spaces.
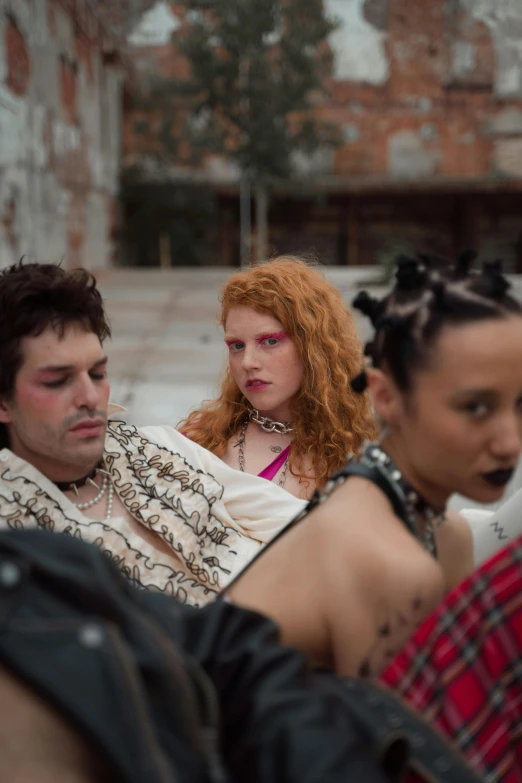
xmin=54 ymin=461 xmax=104 ymax=495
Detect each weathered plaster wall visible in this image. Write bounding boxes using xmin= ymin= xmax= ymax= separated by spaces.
xmin=460 ymin=0 xmax=522 ymax=97
xmin=325 ymin=0 xmax=389 ymax=85
xmin=0 ymin=0 xmax=123 ymax=269
xmin=128 ymin=0 xmax=180 ymax=47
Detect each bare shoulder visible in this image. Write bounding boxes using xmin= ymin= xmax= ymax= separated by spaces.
xmin=320 ymin=495 xmax=445 ymax=676
xmin=436 ymin=509 xmax=474 ymax=591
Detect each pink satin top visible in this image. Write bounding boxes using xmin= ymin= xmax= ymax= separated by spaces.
xmin=258 ymin=445 xmax=291 ymax=481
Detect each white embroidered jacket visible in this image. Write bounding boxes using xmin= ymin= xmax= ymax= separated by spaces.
xmin=0 ymin=421 xmax=305 ymax=606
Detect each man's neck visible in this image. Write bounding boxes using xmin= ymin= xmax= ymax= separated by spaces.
xmin=5 ymin=447 xmax=102 ymax=488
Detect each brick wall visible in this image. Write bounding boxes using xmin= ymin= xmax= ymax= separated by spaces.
xmin=123 ymin=0 xmax=522 ymax=183
xmin=321 ymin=0 xmax=522 ymax=184
xmin=121 ymin=0 xmax=522 ymax=266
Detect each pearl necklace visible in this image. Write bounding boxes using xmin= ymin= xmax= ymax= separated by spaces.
xmin=72 ymin=475 xmax=115 ymax=520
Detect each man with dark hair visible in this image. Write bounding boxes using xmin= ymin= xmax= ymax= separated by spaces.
xmin=0 ymin=262 xmax=304 ymax=606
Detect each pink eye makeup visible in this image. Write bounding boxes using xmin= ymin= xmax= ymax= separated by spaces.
xmin=224 ymin=338 xmax=244 ymax=348
xmin=257 ymin=331 xmax=287 ymax=344
xmin=224 ymin=331 xmax=287 ymax=348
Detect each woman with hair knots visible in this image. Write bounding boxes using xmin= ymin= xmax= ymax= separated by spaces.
xmin=180 ymin=256 xmax=376 ymax=499
xmin=221 ymin=252 xmax=522 ymax=782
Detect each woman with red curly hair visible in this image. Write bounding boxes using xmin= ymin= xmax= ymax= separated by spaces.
xmin=179 ymin=256 xmax=376 ymax=499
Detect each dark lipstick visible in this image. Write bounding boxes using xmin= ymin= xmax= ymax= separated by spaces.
xmin=481 ymin=468 xmax=515 ymax=487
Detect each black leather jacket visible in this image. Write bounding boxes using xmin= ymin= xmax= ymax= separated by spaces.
xmin=0 ymin=530 xmax=480 ymax=783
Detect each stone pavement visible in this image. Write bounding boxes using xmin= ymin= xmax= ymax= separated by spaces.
xmin=96 ymin=266 xmax=384 ymax=428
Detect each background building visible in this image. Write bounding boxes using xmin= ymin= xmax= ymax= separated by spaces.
xmin=122 ymin=0 xmax=522 ymax=268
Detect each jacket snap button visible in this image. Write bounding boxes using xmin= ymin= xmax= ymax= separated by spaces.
xmin=435 ymin=757 xmax=451 ymax=773
xmin=411 ymin=733 xmax=426 ymax=748
xmin=0 ymin=562 xmax=21 ymax=588
xmin=387 ymin=712 xmax=403 ymax=728
xmin=78 ymin=623 xmax=105 ymax=648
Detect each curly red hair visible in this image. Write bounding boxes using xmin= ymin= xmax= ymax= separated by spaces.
xmin=179 ymin=256 xmax=376 ymax=487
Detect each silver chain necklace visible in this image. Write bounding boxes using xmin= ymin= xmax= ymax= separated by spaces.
xmin=248 ymin=408 xmax=293 ymax=435
xmin=237 ymin=420 xmax=290 ymax=488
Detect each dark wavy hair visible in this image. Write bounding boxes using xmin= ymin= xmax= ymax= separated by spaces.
xmin=0 ymin=262 xmax=111 ymax=448
xmin=351 ymin=251 xmax=522 ymax=393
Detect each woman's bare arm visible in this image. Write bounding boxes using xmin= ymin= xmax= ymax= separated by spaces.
xmin=326 ymin=546 xmax=444 ymax=677
xmin=229 ymin=476 xmax=445 ymax=676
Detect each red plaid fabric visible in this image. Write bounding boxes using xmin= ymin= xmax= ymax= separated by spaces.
xmin=380 ymin=533 xmax=522 ymax=783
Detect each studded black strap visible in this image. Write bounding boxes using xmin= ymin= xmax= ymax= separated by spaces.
xmin=328 ymin=461 xmax=415 ymax=534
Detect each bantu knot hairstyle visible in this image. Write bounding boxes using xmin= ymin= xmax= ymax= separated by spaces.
xmin=352 ymin=291 xmax=382 ymax=325
xmin=351 ymin=250 xmax=521 ymax=393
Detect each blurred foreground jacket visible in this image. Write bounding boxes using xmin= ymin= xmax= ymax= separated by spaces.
xmin=0 ymin=530 xmax=480 ymax=783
